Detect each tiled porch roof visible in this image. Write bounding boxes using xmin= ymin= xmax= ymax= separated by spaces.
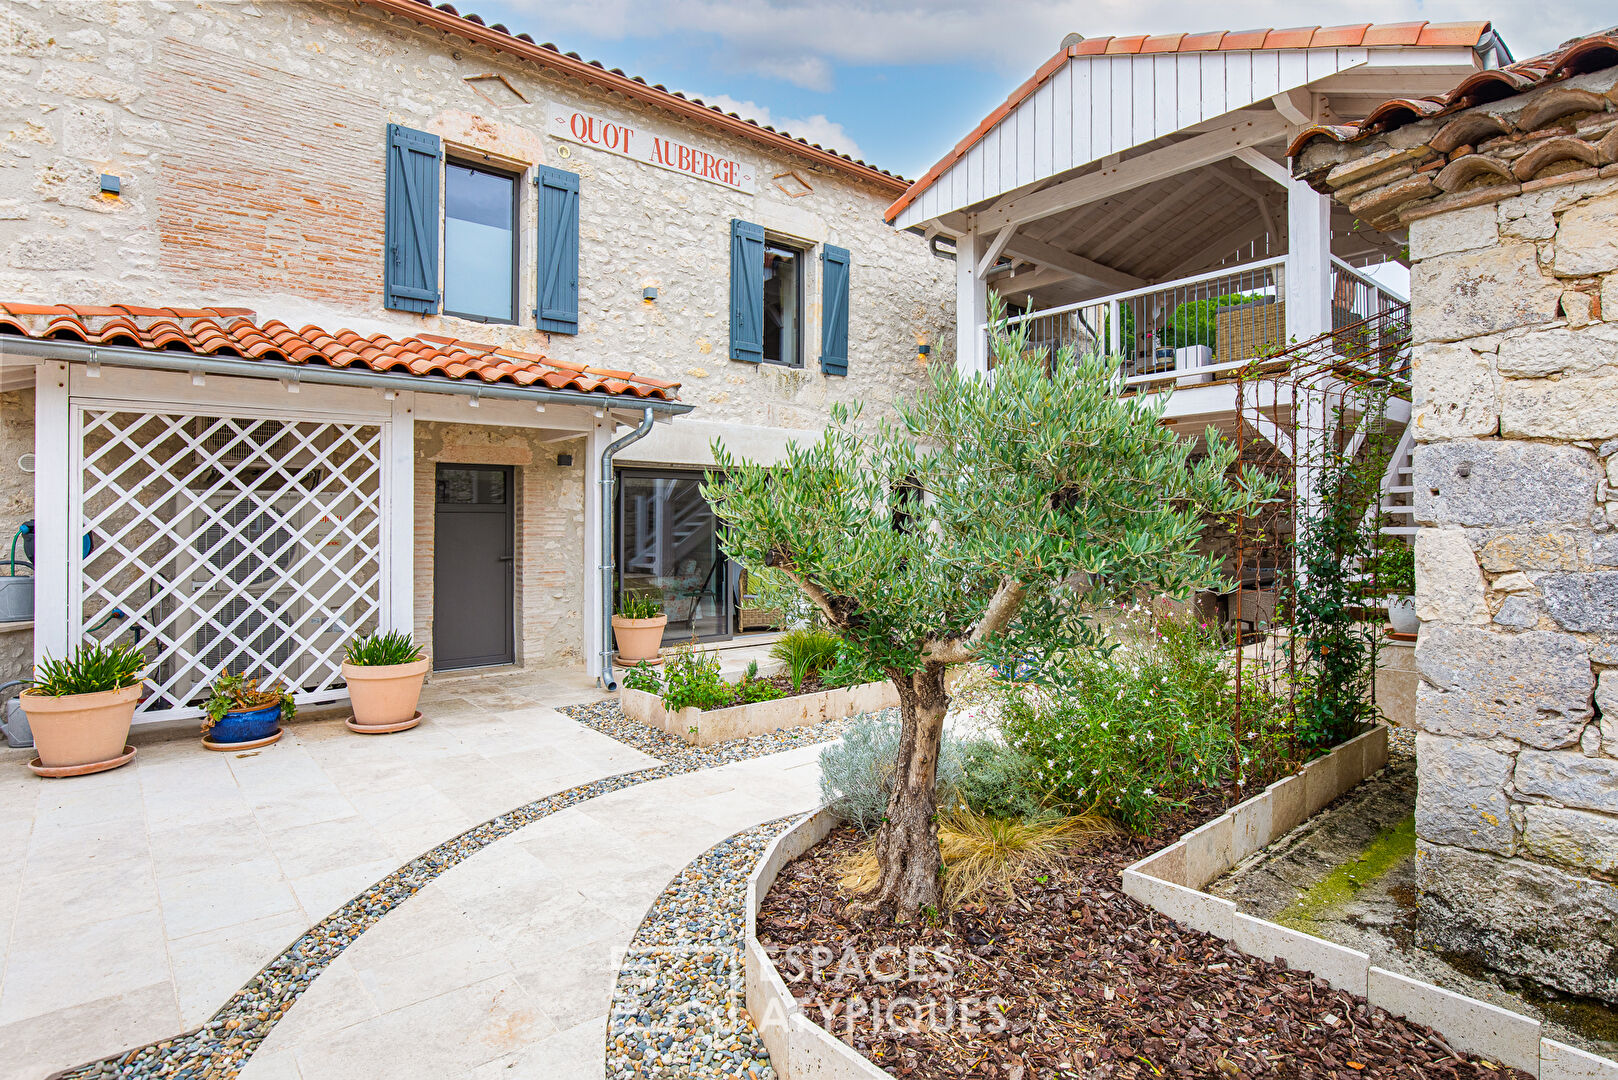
xmin=1289 ymin=28 xmax=1618 ymax=156
xmin=885 ymin=21 xmax=1495 ymax=224
xmin=0 ymin=303 xmax=680 ymax=400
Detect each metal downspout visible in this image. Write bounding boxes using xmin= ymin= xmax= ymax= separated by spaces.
xmin=599 ymin=407 xmax=656 ymax=691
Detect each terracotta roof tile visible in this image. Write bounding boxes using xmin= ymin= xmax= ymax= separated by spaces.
xmin=0 ymin=303 xmax=679 ymax=401
xmin=1362 ymin=22 xmax=1428 ymax=46
xmin=1179 ymin=31 xmax=1227 ymax=51
xmin=1310 ymin=24 xmax=1373 ymax=48
xmin=1262 ymin=27 xmax=1318 ymax=49
xmin=1290 ymin=27 xmax=1618 ymax=157
xmin=886 ymin=20 xmax=1495 ymax=223
xmin=1141 ymin=33 xmax=1187 ymax=54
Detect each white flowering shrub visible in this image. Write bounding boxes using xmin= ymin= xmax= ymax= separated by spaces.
xmin=1000 ymin=615 xmax=1285 ymax=832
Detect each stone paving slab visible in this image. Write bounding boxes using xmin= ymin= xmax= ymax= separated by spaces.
xmin=237 ymin=745 xmax=825 ymax=1080
xmin=0 ymin=676 xmax=651 ymax=1080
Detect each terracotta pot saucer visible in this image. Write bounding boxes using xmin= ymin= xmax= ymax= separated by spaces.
xmin=201 ymin=730 xmax=284 ymax=752
xmin=615 ymin=655 xmax=664 ymax=667
xmin=345 ymin=710 xmax=422 ymax=734
xmin=29 ymin=744 xmax=136 ymax=777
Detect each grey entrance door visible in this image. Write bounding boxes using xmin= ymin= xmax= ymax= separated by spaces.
xmin=433 ymin=464 xmax=515 ymax=669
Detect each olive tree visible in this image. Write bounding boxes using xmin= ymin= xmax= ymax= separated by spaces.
xmin=704 ymin=313 xmax=1274 ymax=918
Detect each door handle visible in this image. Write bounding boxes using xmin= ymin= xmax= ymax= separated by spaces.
xmin=498 ymin=555 xmax=514 ymax=562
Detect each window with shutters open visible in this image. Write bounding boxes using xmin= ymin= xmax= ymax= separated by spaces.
xmin=443 ymin=159 xmax=519 ymax=324
xmin=731 ymin=221 xmax=813 ymax=369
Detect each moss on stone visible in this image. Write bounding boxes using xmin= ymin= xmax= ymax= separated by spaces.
xmin=1276 ymin=813 xmax=1417 ymax=933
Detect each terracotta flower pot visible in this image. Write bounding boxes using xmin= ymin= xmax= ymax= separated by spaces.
xmin=21 ymin=683 xmax=142 ymax=769
xmin=612 ymin=614 xmax=668 ymax=664
xmin=342 ymin=657 xmax=430 ymax=728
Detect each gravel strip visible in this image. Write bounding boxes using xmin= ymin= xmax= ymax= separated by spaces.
xmin=52 ymin=704 xmax=880 ymax=1080
xmin=606 ymin=818 xmax=799 ymax=1080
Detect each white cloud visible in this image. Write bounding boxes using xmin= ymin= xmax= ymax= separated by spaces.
xmin=698 ymin=93 xmax=866 ymax=160
xmin=497 ymin=0 xmax=1609 ymax=87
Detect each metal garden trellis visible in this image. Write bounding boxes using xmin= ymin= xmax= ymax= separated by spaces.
xmin=1226 ymin=301 xmax=1413 ymax=776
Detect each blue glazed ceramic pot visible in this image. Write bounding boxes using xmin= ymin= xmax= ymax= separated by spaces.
xmin=209 ymin=702 xmax=281 ymax=744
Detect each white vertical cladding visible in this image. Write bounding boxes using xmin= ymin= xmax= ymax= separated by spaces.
xmin=583 ymin=417 xmax=611 ymax=680
xmin=32 ymin=359 xmax=70 ymax=668
xmin=1285 ymin=178 xmax=1334 ymax=344
xmin=384 ymin=391 xmax=415 ymax=637
xmin=955 ymin=230 xmax=989 ymax=375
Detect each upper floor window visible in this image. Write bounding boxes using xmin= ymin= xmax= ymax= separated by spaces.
xmin=443 ymin=161 xmax=518 ymax=324
xmin=762 ymin=241 xmax=804 ymax=367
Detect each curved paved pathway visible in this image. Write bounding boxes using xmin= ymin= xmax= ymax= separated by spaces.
xmin=237 ymin=744 xmax=825 ymax=1080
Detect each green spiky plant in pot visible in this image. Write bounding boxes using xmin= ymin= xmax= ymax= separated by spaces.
xmin=341 ymin=629 xmax=428 ymax=733
xmin=612 ymin=588 xmax=667 ymax=666
xmin=21 ymin=640 xmax=147 ymax=776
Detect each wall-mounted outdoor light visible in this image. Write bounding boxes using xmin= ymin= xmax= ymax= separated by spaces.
xmin=642 ymin=287 xmax=658 ymax=302
xmin=556 ymin=453 xmax=573 ymax=467
xmin=99 ymin=174 xmax=120 ymax=196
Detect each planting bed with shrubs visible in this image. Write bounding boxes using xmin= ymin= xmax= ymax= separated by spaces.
xmin=623 ymin=629 xmax=884 ymax=712
xmin=748 ymin=614 xmax=1522 ymax=1079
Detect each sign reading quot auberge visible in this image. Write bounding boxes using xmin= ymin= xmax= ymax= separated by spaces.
xmin=547 ymin=104 xmax=757 ymax=194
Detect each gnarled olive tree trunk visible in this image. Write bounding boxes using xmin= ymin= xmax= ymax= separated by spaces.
xmin=866 ymin=662 xmax=950 ymax=917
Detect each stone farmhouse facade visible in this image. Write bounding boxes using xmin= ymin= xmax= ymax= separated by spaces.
xmin=1293 ymin=29 xmax=1618 ymax=1003
xmin=0 ymin=0 xmax=953 ymax=728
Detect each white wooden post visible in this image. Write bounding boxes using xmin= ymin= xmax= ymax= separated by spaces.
xmin=955 ymin=229 xmax=989 ymax=374
xmin=583 ymin=417 xmax=612 ymax=680
xmin=32 ymin=359 xmax=70 ymax=669
xmin=384 ymin=391 xmax=415 ymax=637
xmin=1286 ymin=179 xmax=1333 ymax=345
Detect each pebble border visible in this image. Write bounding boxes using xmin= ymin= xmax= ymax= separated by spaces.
xmin=50 ymin=703 xmax=881 ymax=1080
xmin=605 ymin=817 xmax=799 ymax=1080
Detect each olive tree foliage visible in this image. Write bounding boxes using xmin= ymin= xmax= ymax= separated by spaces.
xmin=703 ymin=307 xmax=1276 ymax=917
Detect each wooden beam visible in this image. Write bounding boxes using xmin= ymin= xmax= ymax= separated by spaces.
xmin=1234 ymin=146 xmax=1292 ymax=189
xmin=1271 ymin=89 xmax=1314 ymax=127
xmin=978 ymin=112 xmax=1290 ymax=233
xmin=989 ymin=265 xmax=1077 ymax=300
xmin=1002 ymin=235 xmax=1145 ymax=292
xmin=976 ymin=224 xmax=1017 ymax=279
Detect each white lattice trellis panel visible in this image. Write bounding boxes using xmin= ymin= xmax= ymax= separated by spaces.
xmin=73 ymin=406 xmax=388 ymax=721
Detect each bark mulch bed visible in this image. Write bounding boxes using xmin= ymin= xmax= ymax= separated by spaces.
xmin=756 ymin=805 xmax=1530 ymax=1080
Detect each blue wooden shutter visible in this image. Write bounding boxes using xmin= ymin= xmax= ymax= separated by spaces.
xmin=820 ymin=244 xmax=851 ymax=376
xmin=383 ymin=124 xmax=441 ymax=314
xmin=536 ymin=166 xmax=580 ymax=334
xmin=729 ymin=219 xmax=764 ymax=363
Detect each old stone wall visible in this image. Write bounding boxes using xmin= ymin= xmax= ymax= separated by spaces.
xmin=0 ymin=0 xmax=952 ymax=435
xmin=1407 ymin=174 xmax=1618 ymax=1003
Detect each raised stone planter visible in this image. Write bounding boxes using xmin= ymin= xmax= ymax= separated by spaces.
xmin=621 ymin=680 xmax=898 ymax=746
xmin=745 ymin=807 xmax=890 ymax=1080
xmin=1120 ymin=724 xmax=1618 ymax=1080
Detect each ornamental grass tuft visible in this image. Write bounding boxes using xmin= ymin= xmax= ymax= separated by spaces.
xmin=838 ymin=805 xmax=1112 ymax=908
xmin=29 ymin=640 xmax=146 ymax=697
xmin=344 ymin=629 xmax=424 ymax=667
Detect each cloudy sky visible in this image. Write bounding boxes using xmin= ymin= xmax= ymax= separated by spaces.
xmin=459 ymin=1 xmax=1612 ymax=178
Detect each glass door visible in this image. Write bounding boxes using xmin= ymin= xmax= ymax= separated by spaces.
xmin=617 ymin=470 xmax=731 ymax=643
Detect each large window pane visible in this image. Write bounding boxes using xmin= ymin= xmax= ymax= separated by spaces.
xmin=444 ymin=163 xmax=515 ymax=322
xmin=618 ymin=473 xmax=728 ymax=642
xmin=763 ymin=243 xmax=801 ymax=366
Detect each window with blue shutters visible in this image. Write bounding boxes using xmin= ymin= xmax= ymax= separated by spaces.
xmin=383 ymin=124 xmax=442 ymax=314
xmin=536 ymin=166 xmax=580 ymax=335
xmin=820 ymin=244 xmax=850 ymax=376
xmin=729 ymin=219 xmax=765 ymax=363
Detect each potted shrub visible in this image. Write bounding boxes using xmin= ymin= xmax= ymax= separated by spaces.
xmin=1375 ymin=541 xmax=1418 ymax=635
xmin=20 ymin=640 xmax=146 ymax=776
xmin=341 ymin=630 xmax=428 ymax=733
xmin=201 ymin=672 xmax=295 ymax=750
xmin=612 ymin=589 xmax=667 ymax=665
